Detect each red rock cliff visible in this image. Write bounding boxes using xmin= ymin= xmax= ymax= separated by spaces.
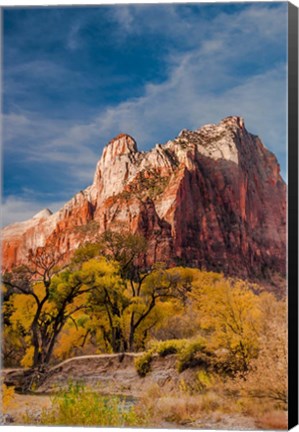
xmin=2 ymin=116 xmax=286 ymax=280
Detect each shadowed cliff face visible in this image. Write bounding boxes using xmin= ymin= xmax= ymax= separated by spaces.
xmin=2 ymin=116 xmax=286 ymax=282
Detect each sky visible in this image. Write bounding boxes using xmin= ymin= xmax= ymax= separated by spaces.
xmin=2 ymin=1 xmax=288 ymax=226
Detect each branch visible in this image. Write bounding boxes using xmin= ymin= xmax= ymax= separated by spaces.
xmin=4 ymin=280 xmax=40 ymax=306
xmin=132 ymin=295 xmax=156 ymax=331
xmin=67 ymin=315 xmax=79 ymax=330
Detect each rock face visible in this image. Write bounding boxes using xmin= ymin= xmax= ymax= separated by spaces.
xmin=2 ymin=116 xmax=286 ymax=281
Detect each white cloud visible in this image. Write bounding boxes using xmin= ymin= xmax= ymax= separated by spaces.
xmin=3 ymin=3 xmax=287 ymax=227
xmin=1 ymin=196 xmax=66 ymax=227
xmin=89 ymin=52 xmax=286 ymax=172
xmin=109 ymin=3 xmax=285 ymax=51
xmin=109 ymin=5 xmax=135 ymax=34
xmin=3 ymin=112 xmax=100 ymax=184
xmin=67 ymin=22 xmax=83 ymax=51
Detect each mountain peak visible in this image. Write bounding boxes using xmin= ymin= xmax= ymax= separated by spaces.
xmin=92 ymin=133 xmax=139 ymax=201
xmin=220 ymin=115 xmax=245 ymax=129
xmin=105 ymin=133 xmax=138 ymax=159
xmin=33 ymin=208 xmax=53 ymax=220
xmin=2 ymin=118 xmax=286 ymax=285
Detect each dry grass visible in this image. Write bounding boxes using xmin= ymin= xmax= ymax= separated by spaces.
xmin=256 ymin=410 xmax=288 ymax=430
xmin=136 ymin=383 xmax=224 ymax=426
xmin=228 ymin=391 xmax=288 ymax=430
xmin=138 ymin=374 xmax=288 ymax=429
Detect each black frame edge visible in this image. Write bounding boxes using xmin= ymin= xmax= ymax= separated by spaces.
xmin=288 ymin=1 xmax=299 ymax=430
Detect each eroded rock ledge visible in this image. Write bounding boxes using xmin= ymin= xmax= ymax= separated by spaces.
xmin=3 ymin=353 xmax=195 ymax=397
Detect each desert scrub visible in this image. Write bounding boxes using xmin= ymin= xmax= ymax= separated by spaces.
xmin=135 ymin=338 xmax=211 ymax=376
xmin=74 ymin=221 xmax=99 ymax=236
xmin=135 ymin=351 xmax=154 ymax=377
xmin=2 ymin=383 xmax=15 ymax=412
xmin=135 ymin=340 xmax=187 ymax=377
xmin=151 ymin=339 xmax=188 ymax=357
xmin=194 ymin=370 xmax=215 ymax=392
xmin=23 ymin=382 xmax=144 ymax=427
xmin=177 ymin=338 xmax=210 ymax=372
xmin=137 ymin=384 xmax=205 ymax=426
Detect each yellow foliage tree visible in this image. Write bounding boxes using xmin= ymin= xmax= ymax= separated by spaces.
xmin=241 ymin=293 xmax=287 ymax=406
xmin=54 ymin=323 xmax=92 ymax=360
xmin=78 ymin=232 xmax=193 ymax=352
xmin=3 ymin=246 xmax=120 ymax=369
xmin=190 ymin=273 xmax=261 ymax=373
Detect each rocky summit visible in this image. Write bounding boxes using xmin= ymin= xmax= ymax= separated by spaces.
xmin=2 ymin=116 xmax=286 ymax=281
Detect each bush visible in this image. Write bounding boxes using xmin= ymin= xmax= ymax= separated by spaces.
xmin=152 ymin=339 xmax=187 ymax=357
xmin=135 ymin=351 xmax=154 ymax=377
xmin=134 ymin=339 xmax=187 ymax=377
xmin=195 ymin=370 xmax=214 ymax=391
xmin=23 ymin=382 xmax=143 ymax=427
xmin=2 ymin=383 xmax=15 ymax=412
xmin=134 ymin=338 xmax=213 ymax=377
xmin=177 ymin=339 xmax=209 ymax=372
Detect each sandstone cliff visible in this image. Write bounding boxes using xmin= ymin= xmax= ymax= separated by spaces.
xmin=2 ymin=116 xmax=286 ymax=281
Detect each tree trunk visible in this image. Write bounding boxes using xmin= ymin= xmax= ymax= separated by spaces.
xmin=32 ymin=324 xmax=41 ymax=368
xmin=129 ymin=327 xmax=135 ymax=352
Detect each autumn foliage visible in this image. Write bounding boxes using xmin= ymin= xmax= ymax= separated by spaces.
xmin=2 ymin=230 xmax=287 ymax=421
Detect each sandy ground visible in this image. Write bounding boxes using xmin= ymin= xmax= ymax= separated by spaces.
xmin=4 ymin=392 xmax=257 ymax=429
xmin=4 ymin=393 xmax=52 ymax=424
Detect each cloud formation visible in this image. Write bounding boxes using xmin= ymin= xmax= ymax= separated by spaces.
xmin=3 ymin=3 xmax=287 ymax=225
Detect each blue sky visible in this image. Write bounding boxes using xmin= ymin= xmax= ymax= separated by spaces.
xmin=2 ymin=2 xmax=288 ymax=226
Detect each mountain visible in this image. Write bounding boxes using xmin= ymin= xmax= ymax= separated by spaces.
xmin=2 ymin=116 xmax=286 ymax=282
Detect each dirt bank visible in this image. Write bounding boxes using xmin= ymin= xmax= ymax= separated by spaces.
xmin=4 ymin=353 xmax=187 ymax=397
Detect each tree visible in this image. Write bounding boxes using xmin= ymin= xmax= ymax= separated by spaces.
xmin=3 ymin=245 xmax=100 ymax=369
xmin=2 ymin=231 xmax=194 ymax=370
xmin=98 ymin=230 xmax=147 ymax=280
xmin=241 ymin=293 xmax=287 ymax=407
xmin=76 ymin=231 xmax=193 ymax=352
xmin=126 ymin=264 xmax=193 ymax=351
xmin=1 ymin=286 xmax=27 ymax=367
xmin=190 ymin=273 xmax=261 ymax=374
xmin=3 ymin=246 xmax=63 ymax=368
xmin=73 ymin=257 xmax=127 ymax=353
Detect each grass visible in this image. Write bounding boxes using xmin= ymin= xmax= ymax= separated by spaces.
xmin=136 ymin=381 xmax=286 ymax=429
xmin=23 ymin=382 xmax=146 ymax=427
xmin=236 ymin=394 xmax=288 ymax=430
xmin=256 ymin=410 xmax=288 ymax=430
xmin=20 ymin=375 xmax=287 ymax=429
xmin=136 ymin=383 xmax=224 ymax=426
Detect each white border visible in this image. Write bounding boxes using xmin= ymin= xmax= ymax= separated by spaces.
xmin=1 ymin=1 xmax=298 ymax=432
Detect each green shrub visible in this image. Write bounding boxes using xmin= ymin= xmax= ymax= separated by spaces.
xmin=23 ymin=382 xmax=143 ymax=427
xmin=195 ymin=370 xmax=214 ymax=391
xmin=135 ymin=351 xmax=153 ymax=377
xmin=152 ymin=339 xmax=187 ymax=357
xmin=177 ymin=339 xmax=209 ymax=373
xmin=134 ymin=338 xmax=213 ymax=377
xmin=134 ymin=340 xmax=186 ymax=377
